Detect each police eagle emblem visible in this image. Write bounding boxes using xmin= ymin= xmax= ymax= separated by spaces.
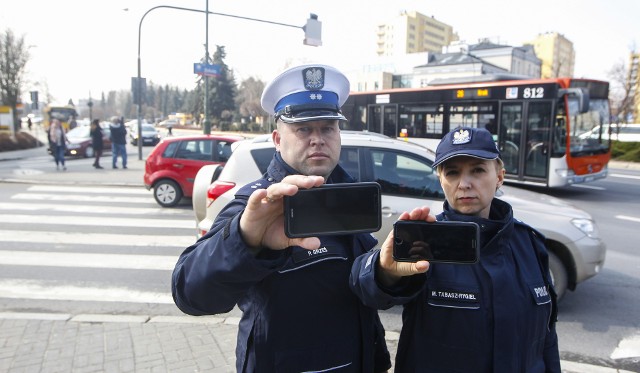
xmin=452 ymin=129 xmax=471 ymax=144
xmin=303 ymin=67 xmax=325 ymax=90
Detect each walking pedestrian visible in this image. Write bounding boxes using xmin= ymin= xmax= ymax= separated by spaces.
xmin=48 ymin=118 xmax=68 ymax=171
xmin=109 ymin=117 xmax=127 ymax=169
xmin=90 ymin=119 xmax=104 ymax=169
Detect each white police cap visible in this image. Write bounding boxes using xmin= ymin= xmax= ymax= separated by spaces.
xmin=261 ymin=64 xmax=350 ymax=124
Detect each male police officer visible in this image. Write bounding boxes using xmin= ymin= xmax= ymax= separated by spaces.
xmin=172 ymin=64 xmax=391 ymax=373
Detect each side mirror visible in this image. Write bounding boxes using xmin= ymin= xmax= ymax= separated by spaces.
xmin=559 ymin=88 xmax=590 ymax=114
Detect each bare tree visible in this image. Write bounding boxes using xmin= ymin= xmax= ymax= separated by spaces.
xmin=608 ymin=59 xmax=634 ymax=123
xmin=0 ymin=29 xmax=30 ymax=132
xmin=236 ymin=77 xmax=267 ymax=123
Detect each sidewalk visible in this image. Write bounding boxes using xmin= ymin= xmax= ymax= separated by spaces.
xmin=0 ymin=143 xmax=146 ymax=187
xmin=0 ymin=144 xmax=638 ymax=372
xmin=1 ymin=312 xmax=635 ymax=373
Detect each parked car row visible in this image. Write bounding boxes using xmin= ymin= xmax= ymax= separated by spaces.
xmin=191 ymin=131 xmax=606 ymax=301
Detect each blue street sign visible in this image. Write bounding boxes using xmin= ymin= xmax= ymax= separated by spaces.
xmin=194 ymin=63 xmax=221 ymax=77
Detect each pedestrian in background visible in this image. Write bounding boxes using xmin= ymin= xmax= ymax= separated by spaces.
xmin=351 ymin=127 xmax=560 ymax=372
xmin=109 ymin=117 xmax=127 ymax=169
xmin=172 ymin=64 xmax=392 ymax=373
xmin=90 ymin=119 xmax=104 ymax=169
xmin=48 ymin=118 xmax=68 ymax=171
xmin=69 ymin=115 xmax=78 ymax=130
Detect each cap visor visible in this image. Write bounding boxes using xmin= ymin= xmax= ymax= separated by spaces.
xmin=279 ymin=110 xmax=346 ymax=124
xmin=433 ymin=151 xmax=499 ymax=167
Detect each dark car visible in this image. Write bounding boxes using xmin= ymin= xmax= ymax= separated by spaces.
xmin=129 ymin=123 xmax=160 ymax=146
xmin=144 ymin=134 xmax=245 ymax=207
xmin=64 ymin=125 xmax=112 ymax=158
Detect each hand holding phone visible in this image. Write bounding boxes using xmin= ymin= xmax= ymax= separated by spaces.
xmin=283 ymin=182 xmax=381 ymax=238
xmin=393 ymin=221 xmax=480 ymax=264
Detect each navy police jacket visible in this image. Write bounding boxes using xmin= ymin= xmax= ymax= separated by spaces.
xmin=172 ymin=153 xmax=391 ymax=373
xmin=351 ymin=198 xmax=561 ymax=373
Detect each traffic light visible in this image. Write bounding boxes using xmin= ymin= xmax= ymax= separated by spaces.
xmin=131 ymin=77 xmax=147 ymax=105
xmin=30 ymin=91 xmax=38 ymax=109
xmin=303 ymin=14 xmax=322 ymax=47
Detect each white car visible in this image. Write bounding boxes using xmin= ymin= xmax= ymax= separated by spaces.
xmin=192 ymin=131 xmax=606 ymax=300
xmin=129 ymin=123 xmax=160 ymax=146
xmin=580 ymin=123 xmax=640 ymax=142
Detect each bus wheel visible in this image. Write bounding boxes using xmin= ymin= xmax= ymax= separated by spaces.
xmin=154 ymin=179 xmax=183 ymax=207
xmin=548 ymin=251 xmax=567 ymax=301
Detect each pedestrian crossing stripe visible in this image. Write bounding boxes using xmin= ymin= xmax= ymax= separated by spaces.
xmin=0 ymin=279 xmax=173 ymax=304
xmin=0 ymin=230 xmax=195 ymax=247
xmin=0 ymin=250 xmax=176 ymax=270
xmin=0 ymin=214 xmax=194 ymax=229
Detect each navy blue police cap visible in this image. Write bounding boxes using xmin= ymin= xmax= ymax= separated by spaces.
xmin=261 ymin=64 xmax=350 ymax=124
xmin=433 ymin=127 xmax=501 ymax=167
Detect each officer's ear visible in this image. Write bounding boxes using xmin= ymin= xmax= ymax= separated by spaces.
xmin=272 ymin=127 xmax=282 ymax=152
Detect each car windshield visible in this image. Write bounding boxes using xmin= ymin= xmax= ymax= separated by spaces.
xmin=66 ymin=126 xmax=90 ymax=138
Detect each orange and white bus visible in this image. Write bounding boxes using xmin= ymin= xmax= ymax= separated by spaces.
xmin=341 ymin=76 xmax=611 ymax=187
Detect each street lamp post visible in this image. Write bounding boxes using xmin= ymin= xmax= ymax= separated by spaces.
xmin=88 ymin=92 xmax=93 ymax=122
xmin=203 ymin=0 xmax=211 ymax=134
xmin=135 ymin=6 xmax=321 ymax=159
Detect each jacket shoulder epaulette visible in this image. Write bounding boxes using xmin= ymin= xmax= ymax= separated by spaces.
xmin=235 ymin=177 xmax=274 ymax=198
xmin=513 ymin=218 xmax=546 ymax=241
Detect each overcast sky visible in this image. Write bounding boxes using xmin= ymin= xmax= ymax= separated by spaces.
xmin=3 ymin=0 xmax=639 ymax=108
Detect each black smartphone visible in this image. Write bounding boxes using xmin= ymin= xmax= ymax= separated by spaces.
xmin=284 ymin=182 xmax=382 ymax=238
xmin=393 ymin=221 xmax=480 ymax=264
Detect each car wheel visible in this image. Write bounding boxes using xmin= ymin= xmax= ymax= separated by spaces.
xmin=154 ymin=179 xmax=183 ymax=207
xmin=548 ymin=251 xmax=567 ymax=301
xmin=85 ymin=145 xmax=94 ymax=158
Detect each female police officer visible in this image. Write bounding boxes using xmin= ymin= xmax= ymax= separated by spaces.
xmin=350 ymin=127 xmax=561 ymax=372
xmin=172 ymin=64 xmax=391 ymax=372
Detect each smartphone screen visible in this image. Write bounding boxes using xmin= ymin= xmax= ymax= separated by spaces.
xmin=284 ymin=182 xmax=381 ymax=238
xmin=393 ymin=221 xmax=480 ymax=264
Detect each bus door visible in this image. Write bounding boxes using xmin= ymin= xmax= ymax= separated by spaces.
xmin=368 ymin=104 xmax=398 ymax=137
xmin=499 ymin=101 xmax=553 ymax=181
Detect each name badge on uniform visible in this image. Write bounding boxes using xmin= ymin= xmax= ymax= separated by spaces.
xmin=291 ymin=245 xmax=342 ymax=264
xmin=427 ymin=286 xmax=480 ymax=310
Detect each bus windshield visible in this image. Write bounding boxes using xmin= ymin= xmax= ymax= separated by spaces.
xmin=568 ymin=98 xmax=610 ymax=156
xmin=44 ymin=105 xmax=78 ymax=130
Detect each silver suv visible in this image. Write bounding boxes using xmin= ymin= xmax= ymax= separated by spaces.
xmin=192 ymin=131 xmax=606 ymax=301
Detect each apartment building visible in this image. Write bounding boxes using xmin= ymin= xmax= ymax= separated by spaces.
xmin=376 ymin=11 xmax=457 ymax=56
xmin=525 ymin=32 xmax=575 ymax=78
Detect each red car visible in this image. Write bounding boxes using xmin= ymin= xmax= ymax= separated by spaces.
xmin=144 ymin=134 xmax=245 ymax=207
